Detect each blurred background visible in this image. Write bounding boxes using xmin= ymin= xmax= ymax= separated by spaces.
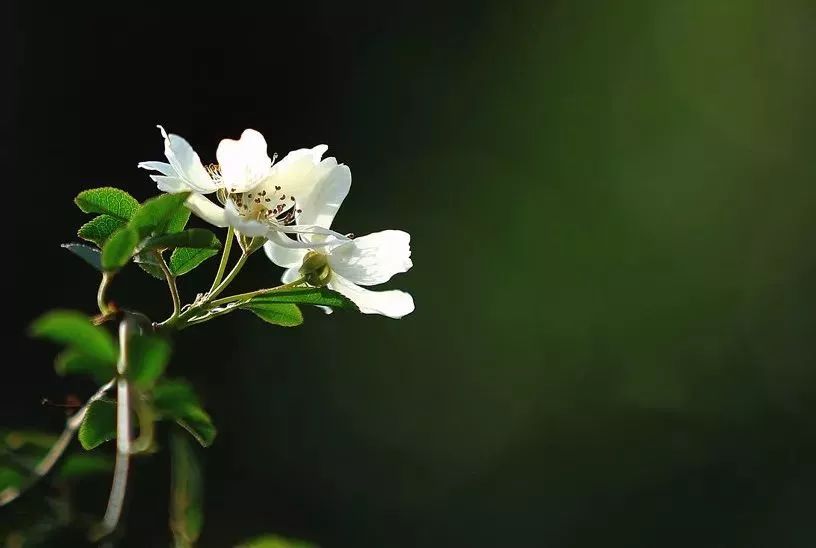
xmin=6 ymin=0 xmax=816 ymax=546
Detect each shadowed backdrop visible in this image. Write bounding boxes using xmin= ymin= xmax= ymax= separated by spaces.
xmin=7 ymin=0 xmax=816 ymax=546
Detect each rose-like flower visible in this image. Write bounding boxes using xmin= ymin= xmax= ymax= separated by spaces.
xmin=265 ymin=191 xmax=414 ymax=321
xmin=138 ymin=126 xmax=350 ymax=248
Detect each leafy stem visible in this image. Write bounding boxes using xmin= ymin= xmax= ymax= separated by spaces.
xmin=208 ymin=278 xmax=307 ymax=308
xmin=0 ymin=379 xmax=116 ymax=507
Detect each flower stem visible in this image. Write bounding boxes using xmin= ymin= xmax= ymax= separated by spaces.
xmin=157 ymin=253 xmax=181 ymax=321
xmin=208 ymin=278 xmax=307 ymax=308
xmin=207 ymin=251 xmax=250 ymax=301
xmin=97 ymin=272 xmax=114 ymax=315
xmin=208 ymin=226 xmax=234 ymax=294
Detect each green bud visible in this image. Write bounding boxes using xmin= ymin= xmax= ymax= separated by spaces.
xmin=299 ymin=251 xmax=332 ymax=287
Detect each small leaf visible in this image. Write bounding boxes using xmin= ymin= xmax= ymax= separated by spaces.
xmin=129 ymin=192 xmax=190 ymax=238
xmin=243 ymin=302 xmax=304 ymax=327
xmin=169 ymin=247 xmax=220 ymax=277
xmin=237 ymin=535 xmax=317 ymax=548
xmin=74 ymin=187 xmax=140 ymax=220
xmin=134 ymin=251 xmax=166 ymax=280
xmin=57 ymin=453 xmax=114 ymax=480
xmin=176 ymin=408 xmax=216 ymax=448
xmin=78 ymin=400 xmax=116 ymax=450
xmin=152 ymin=380 xmax=199 ymax=415
xmin=77 ymin=214 xmax=126 ymax=247
xmin=55 ymin=349 xmax=114 ymax=383
xmin=169 ymin=432 xmax=203 ymax=545
xmin=61 ymin=243 xmax=103 ymax=271
xmin=31 ymin=310 xmax=117 ymax=363
xmin=128 ymin=334 xmax=171 ymax=390
xmin=102 ymin=226 xmax=139 ymax=271
xmin=141 ymin=229 xmax=221 ymax=252
xmin=153 ymin=380 xmax=217 ymax=447
xmin=167 ymin=205 xmax=192 ymax=234
xmin=0 ymin=467 xmax=24 ymax=492
xmin=244 ymin=287 xmax=356 ymax=310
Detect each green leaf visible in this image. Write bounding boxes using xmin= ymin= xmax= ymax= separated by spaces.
xmin=134 ymin=251 xmax=166 ymax=280
xmin=167 ymin=205 xmax=192 ymax=234
xmin=61 ymin=243 xmax=103 ymax=271
xmin=74 ymin=187 xmax=140 ymax=220
xmin=128 ymin=334 xmax=171 ymax=390
xmin=77 ymin=214 xmax=126 ymax=247
xmin=0 ymin=466 xmax=24 ymax=492
xmin=31 ymin=310 xmax=117 ymax=363
xmin=153 ymin=380 xmax=217 ymax=447
xmin=78 ymin=400 xmax=116 ymax=450
xmin=244 ymin=287 xmax=357 ymax=310
xmin=244 ymin=302 xmax=303 ymax=327
xmin=169 ymin=247 xmax=220 ymax=277
xmin=169 ymin=432 xmax=204 ymax=545
xmin=141 ymin=229 xmax=221 ymax=252
xmin=102 ymin=226 xmax=139 ymax=271
xmin=55 ymin=349 xmax=114 ymax=383
xmin=176 ymin=408 xmax=216 ymax=448
xmin=129 ymin=192 xmax=190 ymax=238
xmin=237 ymin=535 xmax=317 ymax=548
xmin=57 ymin=453 xmax=114 ymax=480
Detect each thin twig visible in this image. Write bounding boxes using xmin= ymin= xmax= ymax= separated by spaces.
xmin=0 ymin=379 xmax=115 ymax=506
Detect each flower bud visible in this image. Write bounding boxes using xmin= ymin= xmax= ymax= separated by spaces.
xmin=299 ymin=251 xmax=332 ymax=287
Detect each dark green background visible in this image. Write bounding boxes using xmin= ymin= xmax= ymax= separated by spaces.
xmin=8 ymin=0 xmax=816 ymax=546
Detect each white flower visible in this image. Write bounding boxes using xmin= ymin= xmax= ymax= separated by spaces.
xmin=138 ymin=126 xmax=350 ymax=247
xmin=265 ymin=229 xmax=415 ymax=319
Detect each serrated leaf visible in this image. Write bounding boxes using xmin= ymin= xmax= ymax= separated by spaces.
xmin=78 ymin=400 xmax=116 ymax=450
xmin=153 ymin=380 xmax=216 ymax=447
xmin=169 ymin=247 xmax=220 ymax=277
xmin=244 ymin=302 xmax=303 ymax=327
xmin=243 ymin=287 xmax=356 ymax=310
xmin=134 ymin=251 xmax=167 ymax=280
xmin=167 ymin=205 xmax=191 ymax=234
xmin=102 ymin=226 xmax=139 ymax=271
xmin=31 ymin=310 xmax=117 ymax=363
xmin=170 ymin=432 xmax=203 ymax=545
xmin=141 ymin=229 xmax=221 ymax=252
xmin=129 ymin=192 xmax=190 ymax=238
xmin=61 ymin=243 xmax=103 ymax=271
xmin=128 ymin=335 xmax=171 ymax=390
xmin=237 ymin=535 xmax=317 ymax=548
xmin=77 ymin=214 xmax=126 ymax=247
xmin=57 ymin=453 xmax=114 ymax=480
xmin=74 ymin=187 xmax=140 ymax=220
xmin=55 ymin=349 xmax=114 ymax=383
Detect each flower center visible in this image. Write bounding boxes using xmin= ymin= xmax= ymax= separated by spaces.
xmin=229 ymin=184 xmax=302 ymax=226
xmin=208 ymin=162 xmax=304 ymax=227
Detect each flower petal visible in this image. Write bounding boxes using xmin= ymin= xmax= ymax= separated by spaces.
xmin=327 ymin=230 xmax=412 ymax=286
xmin=296 ymin=163 xmax=351 ymax=229
xmin=185 ymin=193 xmax=229 ymax=228
xmin=264 ymin=239 xmax=308 ymax=269
xmin=261 ymin=145 xmax=350 ymax=226
xmin=281 ymin=267 xmax=301 ymax=283
xmin=158 ymin=125 xmax=217 ymax=193
xmin=137 ymin=161 xmax=177 ymax=176
xmin=148 ymin=175 xmax=188 ymax=193
xmin=328 ymin=275 xmax=414 ymax=319
xmin=223 ymin=202 xmax=270 ymax=237
xmin=216 ymin=129 xmax=272 ymax=193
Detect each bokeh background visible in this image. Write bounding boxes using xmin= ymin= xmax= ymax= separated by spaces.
xmin=7 ymin=0 xmax=816 ymax=546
